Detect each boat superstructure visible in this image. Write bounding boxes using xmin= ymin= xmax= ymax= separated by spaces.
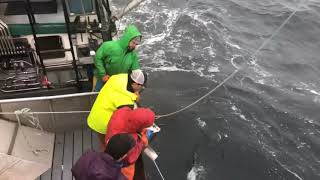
xmin=0 ymin=0 xmax=147 ymax=179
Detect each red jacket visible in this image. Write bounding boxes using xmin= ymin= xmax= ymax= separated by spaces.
xmin=105 ymin=107 xmax=155 ymax=165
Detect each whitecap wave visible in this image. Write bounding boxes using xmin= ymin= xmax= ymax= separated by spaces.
xmin=208 ymin=66 xmax=220 ymax=73
xmin=295 ymin=84 xmax=320 ymax=97
xmin=274 ymin=158 xmax=303 ymax=180
xmin=195 ymin=117 xmax=207 ymax=129
xmin=187 ymin=165 xmax=206 ymax=180
xmin=231 ymin=105 xmax=250 ymax=121
xmin=144 ymin=65 xmax=192 ymax=72
xmin=226 ymin=38 xmax=242 ymax=49
xmin=309 ymin=90 xmax=320 ymax=96
xmin=230 ymin=54 xmax=243 ymax=69
xmin=250 ymin=60 xmax=273 ymax=78
xmin=313 ymin=96 xmax=320 ymax=103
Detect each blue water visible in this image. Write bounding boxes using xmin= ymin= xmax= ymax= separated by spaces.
xmin=115 ymin=0 xmax=320 ymax=179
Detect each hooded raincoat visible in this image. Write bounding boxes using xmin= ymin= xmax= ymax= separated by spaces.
xmin=105 ymin=107 xmax=155 ymax=180
xmin=94 ymin=25 xmax=141 ymax=79
xmin=71 ymin=150 xmax=127 ymax=180
xmin=87 ymin=74 xmax=137 ymax=134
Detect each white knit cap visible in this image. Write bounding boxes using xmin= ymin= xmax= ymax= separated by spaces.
xmin=130 ymin=69 xmax=145 ymax=84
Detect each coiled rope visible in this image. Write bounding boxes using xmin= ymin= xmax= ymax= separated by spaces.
xmin=14 ymin=108 xmax=49 ymax=155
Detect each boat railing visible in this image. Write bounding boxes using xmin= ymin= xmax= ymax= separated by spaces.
xmin=0 ymin=92 xmax=98 ymax=132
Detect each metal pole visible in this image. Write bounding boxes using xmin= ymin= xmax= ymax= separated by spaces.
xmin=48 ymin=100 xmax=56 ymax=131
xmin=114 ymin=0 xmax=146 ymax=20
xmin=0 ymin=19 xmax=16 ymax=53
xmin=103 ymin=0 xmax=112 ymax=41
xmin=0 ymin=22 xmax=12 ymax=54
xmin=0 ymin=24 xmax=9 ymax=55
xmin=94 ymin=0 xmax=102 ymax=23
xmin=103 ymin=0 xmax=112 ymax=17
xmin=24 ymin=0 xmax=36 ymax=23
xmin=25 ymin=0 xmax=47 ymax=77
xmin=96 ymin=0 xmax=112 ymax=41
xmin=0 ymin=92 xmax=98 ymax=104
xmin=61 ymin=0 xmax=81 ymax=90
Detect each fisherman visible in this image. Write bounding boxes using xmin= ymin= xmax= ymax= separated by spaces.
xmin=87 ymin=69 xmax=146 ymax=147
xmin=71 ymin=133 xmax=136 ymax=180
xmin=93 ymin=24 xmax=142 ymax=91
xmin=105 ymin=107 xmax=155 ymax=180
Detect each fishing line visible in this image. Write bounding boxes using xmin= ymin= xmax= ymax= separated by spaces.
xmin=156 ymin=7 xmax=299 ymax=119
xmin=153 ymin=159 xmax=165 ymax=180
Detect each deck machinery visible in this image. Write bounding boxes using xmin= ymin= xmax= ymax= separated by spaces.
xmin=0 ymin=0 xmax=118 ymax=97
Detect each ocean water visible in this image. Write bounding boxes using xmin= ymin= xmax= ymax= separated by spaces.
xmin=112 ymin=0 xmax=320 ymax=179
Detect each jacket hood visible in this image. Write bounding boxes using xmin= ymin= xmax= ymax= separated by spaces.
xmin=127 ymin=108 xmax=155 ymax=132
xmin=106 ymin=74 xmax=137 ymax=100
xmin=72 ymin=150 xmax=126 ymax=180
xmin=118 ymin=25 xmax=142 ymax=49
xmin=88 ymin=153 xmax=121 ymax=180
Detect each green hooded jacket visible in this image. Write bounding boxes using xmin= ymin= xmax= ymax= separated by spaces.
xmin=94 ymin=25 xmax=141 ymax=79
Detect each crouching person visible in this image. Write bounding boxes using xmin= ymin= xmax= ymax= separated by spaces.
xmin=106 ymin=107 xmax=155 ymax=180
xmin=87 ymin=70 xmax=147 ymax=148
xmin=72 ymin=133 xmax=136 ymax=180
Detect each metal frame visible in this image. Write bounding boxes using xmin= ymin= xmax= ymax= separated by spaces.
xmin=64 ymin=0 xmax=96 ymax=16
xmin=0 ymin=91 xmax=97 ymax=103
xmin=96 ymin=0 xmax=112 ymax=41
xmin=0 ymin=0 xmax=46 ymax=76
xmin=0 ymin=0 xmax=81 ymax=90
xmin=61 ymin=0 xmax=80 ymax=88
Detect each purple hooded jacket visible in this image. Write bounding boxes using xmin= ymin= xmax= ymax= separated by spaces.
xmin=72 ymin=150 xmax=127 ymax=180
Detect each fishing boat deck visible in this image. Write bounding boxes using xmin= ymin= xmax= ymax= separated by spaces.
xmin=36 ymin=127 xmax=100 ymax=180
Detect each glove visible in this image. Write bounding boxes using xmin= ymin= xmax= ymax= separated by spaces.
xmin=134 ymin=91 xmax=140 ymax=103
xmin=102 ymin=75 xmax=110 ymax=82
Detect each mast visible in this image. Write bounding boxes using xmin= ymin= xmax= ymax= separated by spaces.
xmin=114 ymin=0 xmax=146 ymax=20
xmin=96 ymin=0 xmax=112 ymax=41
xmin=96 ymin=0 xmax=146 ymax=41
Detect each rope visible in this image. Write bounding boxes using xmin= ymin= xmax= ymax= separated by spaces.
xmin=153 ymin=160 xmax=165 ymax=180
xmin=0 ymin=110 xmax=90 ymax=115
xmin=155 ymin=9 xmax=298 ymax=120
xmin=15 ymin=108 xmax=43 ymax=131
xmin=14 ymin=108 xmax=49 ymax=155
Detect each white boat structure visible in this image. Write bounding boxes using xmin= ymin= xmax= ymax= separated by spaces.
xmin=0 ymin=92 xmax=98 ymax=180
xmin=0 ymin=119 xmax=54 ymax=179
xmin=0 ymin=0 xmax=147 ymax=179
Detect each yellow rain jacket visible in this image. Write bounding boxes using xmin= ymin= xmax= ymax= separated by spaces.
xmin=87 ymin=74 xmax=137 ymax=134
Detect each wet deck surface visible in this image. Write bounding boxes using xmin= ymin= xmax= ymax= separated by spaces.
xmin=36 ymin=128 xmax=100 ymax=180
